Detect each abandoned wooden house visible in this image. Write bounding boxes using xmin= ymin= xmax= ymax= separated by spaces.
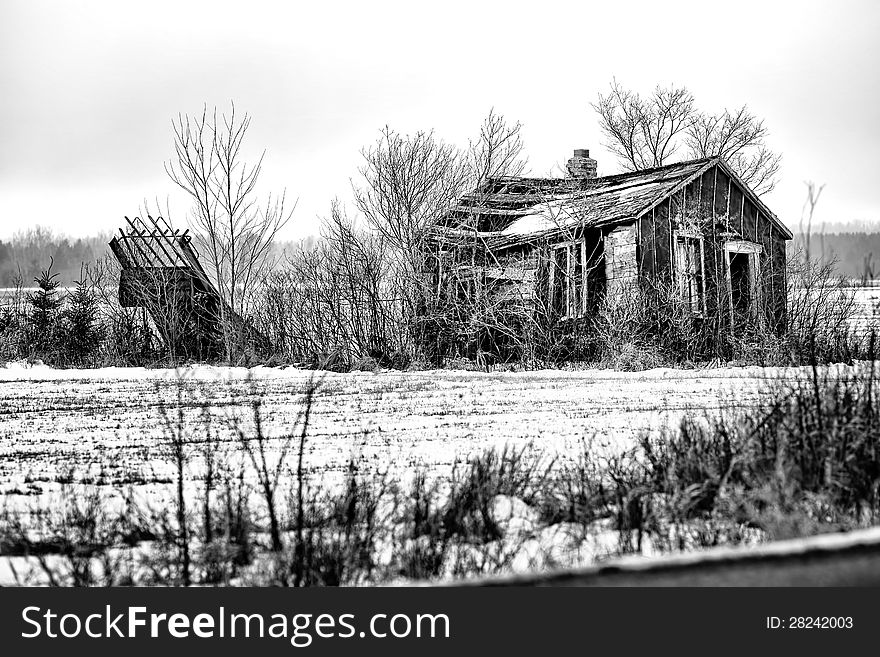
xmin=428 ymin=150 xmax=792 ymax=360
xmin=109 ymin=216 xmax=264 ymax=360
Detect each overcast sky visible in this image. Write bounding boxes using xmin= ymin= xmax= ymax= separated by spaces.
xmin=1 ymin=0 xmax=878 ymax=241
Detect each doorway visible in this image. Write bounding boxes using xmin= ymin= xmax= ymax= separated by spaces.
xmin=724 ymin=240 xmax=762 ymax=327
xmin=729 ymin=251 xmax=752 ymax=315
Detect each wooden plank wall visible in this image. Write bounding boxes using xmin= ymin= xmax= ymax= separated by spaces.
xmin=637 ymin=163 xmax=789 ymax=327
xmin=605 ymin=223 xmax=638 ymax=299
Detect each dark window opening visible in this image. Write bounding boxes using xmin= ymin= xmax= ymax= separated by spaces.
xmin=551 ymin=246 xmax=567 ymax=316
xmin=729 ymin=252 xmax=752 ymax=315
xmin=549 ymin=241 xmax=588 ymax=319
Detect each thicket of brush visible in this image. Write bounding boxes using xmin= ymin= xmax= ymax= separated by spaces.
xmin=629 ymin=355 xmax=880 ymax=548
xmin=0 ymin=242 xmax=865 ymax=371
xmin=3 ymin=359 xmax=879 ymax=586
xmin=563 ymin=251 xmax=862 ymax=371
xmin=0 ymin=257 xmax=155 ymax=367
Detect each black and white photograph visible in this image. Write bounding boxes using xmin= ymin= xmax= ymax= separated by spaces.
xmin=1 ymin=0 xmax=879 ymax=651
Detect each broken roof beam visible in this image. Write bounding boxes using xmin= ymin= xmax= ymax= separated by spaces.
xmin=162 ymin=229 xmax=218 ymax=294
xmin=125 ymin=216 xmax=176 ymax=268
xmin=152 ymin=216 xmax=193 ymax=247
xmin=108 ymin=235 xmax=134 ymax=269
xmin=119 ymin=221 xmax=157 ymax=269
xmin=135 ymin=215 xmax=183 ymax=268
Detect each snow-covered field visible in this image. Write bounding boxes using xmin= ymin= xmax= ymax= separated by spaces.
xmin=0 ymin=362 xmax=804 ymax=503
xmin=0 ymin=361 xmax=867 ymax=585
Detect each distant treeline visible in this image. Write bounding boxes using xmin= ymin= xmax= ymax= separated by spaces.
xmin=0 ymin=227 xmax=310 ymax=287
xmin=0 ymin=228 xmax=111 ymax=287
xmin=794 ymin=232 xmax=880 ymax=280
xmin=1 ymin=226 xmax=879 ymax=287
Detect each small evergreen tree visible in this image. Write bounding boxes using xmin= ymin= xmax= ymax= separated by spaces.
xmin=62 ymin=264 xmax=103 ymax=366
xmin=0 ymin=271 xmax=27 ymax=360
xmin=27 ymin=257 xmax=63 ymax=360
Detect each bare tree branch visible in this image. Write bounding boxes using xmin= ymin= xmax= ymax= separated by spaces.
xmin=165 ymin=103 xmax=295 ymax=360
xmin=593 ymin=80 xmax=781 ymax=195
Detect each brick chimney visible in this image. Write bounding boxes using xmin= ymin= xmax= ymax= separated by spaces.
xmin=566 ymin=148 xmax=597 ymax=180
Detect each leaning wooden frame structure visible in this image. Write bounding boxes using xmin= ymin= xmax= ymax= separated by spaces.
xmin=109 ymin=215 xmax=266 ymax=361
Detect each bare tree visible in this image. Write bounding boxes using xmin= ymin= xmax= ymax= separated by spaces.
xmin=165 ymin=103 xmax=294 ymax=360
xmin=353 ymin=126 xmax=469 ymax=357
xmin=686 ymin=105 xmax=782 ymax=194
xmin=317 ymin=202 xmax=398 ymax=362
xmin=467 ymin=108 xmax=528 ymax=185
xmin=86 ymin=255 xmax=156 ymax=365
xmin=593 ymin=80 xmax=694 ymax=171
xmin=354 ymin=127 xmax=467 ymax=257
xmin=593 ymin=80 xmax=781 ymax=194
xmin=424 ymin=111 xmax=531 ymax=365
xmin=256 ymin=201 xmax=402 ymax=367
xmin=255 ymin=110 xmax=527 ymax=367
xmin=798 ymin=181 xmax=826 ymax=266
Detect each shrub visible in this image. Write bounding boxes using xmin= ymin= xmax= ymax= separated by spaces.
xmin=0 ymin=256 xmax=160 ymax=368
xmin=582 ymin=280 xmax=720 ymax=368
xmin=627 ymin=359 xmax=880 ymax=548
xmin=541 ymin=439 xmax=607 ymax=526
xmin=60 ymin=267 xmax=104 ymax=367
xmin=26 ymin=259 xmax=64 ymax=361
xmin=0 ymin=274 xmax=27 ymax=361
xmin=281 ymin=461 xmax=392 ymax=586
xmin=440 ymin=444 xmax=552 ymax=544
xmin=784 ymin=249 xmax=859 ymax=364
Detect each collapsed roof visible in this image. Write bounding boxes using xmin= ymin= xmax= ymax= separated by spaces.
xmin=435 ymin=157 xmax=791 ymax=249
xmin=108 ymin=216 xmax=266 ymax=360
xmin=109 ymin=216 xmax=213 ymax=286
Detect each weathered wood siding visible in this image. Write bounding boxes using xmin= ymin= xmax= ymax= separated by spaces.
xmin=637 ymin=162 xmax=788 ymax=329
xmin=489 ymin=247 xmax=542 ymax=306
xmin=432 ymin=161 xmax=789 ymax=350
xmin=605 ymin=223 xmax=638 ymax=299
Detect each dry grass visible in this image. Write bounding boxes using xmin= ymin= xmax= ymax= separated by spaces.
xmin=3 ymin=358 xmax=880 ymax=585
